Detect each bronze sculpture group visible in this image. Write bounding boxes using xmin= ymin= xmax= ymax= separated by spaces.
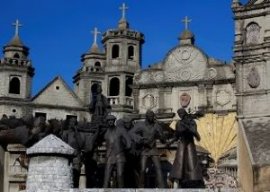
xmin=0 ymin=84 xmax=205 ymax=189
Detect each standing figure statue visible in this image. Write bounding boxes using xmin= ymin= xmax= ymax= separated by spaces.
xmin=62 ymin=117 xmax=85 ymax=188
xmin=168 ymin=108 xmax=204 ymax=188
xmin=89 ymin=84 xmax=111 ymax=122
xmin=131 ymin=110 xmax=165 ymax=188
xmin=116 ymin=116 xmax=142 ymax=188
xmin=103 ymin=115 xmax=131 ymax=188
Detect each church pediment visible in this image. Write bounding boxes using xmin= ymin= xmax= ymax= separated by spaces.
xmin=162 ymin=45 xmax=208 ymax=82
xmin=32 ymin=76 xmax=83 ymax=108
xmin=134 ymin=45 xmax=211 ymax=85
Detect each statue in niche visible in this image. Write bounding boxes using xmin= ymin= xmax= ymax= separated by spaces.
xmin=167 ymin=108 xmax=204 ymax=188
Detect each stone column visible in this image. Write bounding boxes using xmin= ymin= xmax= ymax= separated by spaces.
xmin=26 ymin=134 xmax=74 ymax=192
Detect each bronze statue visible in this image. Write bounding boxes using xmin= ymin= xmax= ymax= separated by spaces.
xmin=0 ymin=115 xmax=37 ymax=147
xmin=131 ymin=110 xmax=165 ymax=188
xmin=168 ymin=108 xmax=204 ymax=188
xmin=89 ymin=84 xmax=111 ymax=122
xmin=62 ymin=117 xmax=85 ymax=188
xmin=116 ymin=116 xmax=142 ymax=188
xmin=103 ymin=115 xmax=131 ymax=188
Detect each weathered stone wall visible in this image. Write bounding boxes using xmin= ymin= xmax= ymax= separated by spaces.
xmin=254 ymin=165 xmax=270 ymax=192
xmin=0 ymin=146 xmax=4 ymax=192
xmin=238 ymin=121 xmax=253 ymax=192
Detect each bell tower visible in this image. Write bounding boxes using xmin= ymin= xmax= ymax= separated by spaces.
xmin=73 ymin=27 xmax=106 ymax=105
xmin=101 ymin=3 xmax=144 ymax=116
xmin=102 ymin=3 xmax=144 ymax=72
xmin=233 ymin=1 xmax=270 ymax=191
xmin=0 ymin=19 xmax=34 ymax=99
xmin=233 ymin=0 xmax=270 ymax=118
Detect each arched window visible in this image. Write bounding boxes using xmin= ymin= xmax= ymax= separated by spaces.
xmin=112 ymin=44 xmax=120 ymax=59
xmin=109 ymin=77 xmax=120 ymax=96
xmin=128 ymin=46 xmax=134 ymax=60
xmin=125 ymin=77 xmax=133 ymax=96
xmin=246 ymin=22 xmax=260 ymax=45
xmin=14 ymin=53 xmax=20 ymax=59
xmin=9 ymin=77 xmax=20 ymax=94
xmin=95 ymin=61 xmax=101 ymax=67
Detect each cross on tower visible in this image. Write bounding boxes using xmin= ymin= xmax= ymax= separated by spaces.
xmin=91 ymin=27 xmax=101 ymax=45
xmin=182 ymin=16 xmax=192 ymax=30
xmin=12 ymin=19 xmax=22 ymax=36
xmin=119 ymin=3 xmax=128 ymax=19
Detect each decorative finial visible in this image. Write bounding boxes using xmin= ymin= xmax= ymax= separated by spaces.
xmin=119 ymin=3 xmax=128 ymax=20
xmin=182 ymin=16 xmax=192 ymax=30
xmin=91 ymin=27 xmax=101 ymax=45
xmin=12 ymin=19 xmax=22 ymax=36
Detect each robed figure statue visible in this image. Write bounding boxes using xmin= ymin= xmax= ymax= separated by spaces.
xmin=169 ymin=108 xmax=204 ymax=188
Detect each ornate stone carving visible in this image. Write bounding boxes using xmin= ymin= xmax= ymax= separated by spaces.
xmin=246 ymin=23 xmax=260 ymax=45
xmin=247 ymin=67 xmax=260 ymax=88
xmin=163 ymin=46 xmax=207 ymax=82
xmin=180 ymin=93 xmax=191 ymax=108
xmin=142 ymin=94 xmax=157 ymax=109
xmin=208 ymin=68 xmax=217 ymax=80
xmin=216 ymin=90 xmax=232 ymax=106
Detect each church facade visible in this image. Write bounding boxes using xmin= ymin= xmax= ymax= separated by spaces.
xmin=0 ymin=0 xmax=269 ymax=191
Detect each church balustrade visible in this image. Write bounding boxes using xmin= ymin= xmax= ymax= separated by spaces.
xmin=4 ymin=58 xmax=29 ymax=66
xmin=124 ymin=96 xmax=134 ymax=106
xmin=86 ymin=66 xmax=103 ymax=73
xmin=108 ymin=96 xmax=120 ymax=105
xmin=107 ymin=96 xmax=134 ymax=107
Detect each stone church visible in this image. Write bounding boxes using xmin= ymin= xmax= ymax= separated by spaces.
xmin=0 ymin=0 xmax=269 ymax=191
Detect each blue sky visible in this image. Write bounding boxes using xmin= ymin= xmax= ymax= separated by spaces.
xmin=0 ymin=0 xmax=248 ymax=95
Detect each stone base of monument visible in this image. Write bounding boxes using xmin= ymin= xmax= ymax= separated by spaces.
xmin=24 ymin=188 xmax=239 ymax=192
xmin=24 ymin=135 xmax=239 ymax=192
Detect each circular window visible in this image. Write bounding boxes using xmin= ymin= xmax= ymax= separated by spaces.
xmin=56 ymin=86 xmax=60 ymax=90
xmin=12 ymin=109 xmax=16 ymax=113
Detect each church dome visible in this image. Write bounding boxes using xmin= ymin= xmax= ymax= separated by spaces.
xmin=6 ymin=35 xmax=25 ymax=47
xmin=179 ymin=29 xmax=195 ymax=45
xmin=89 ymin=43 xmax=100 ymax=54
xmin=180 ymin=29 xmax=194 ymax=40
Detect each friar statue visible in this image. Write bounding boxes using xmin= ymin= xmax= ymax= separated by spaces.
xmin=168 ymin=108 xmax=204 ymax=188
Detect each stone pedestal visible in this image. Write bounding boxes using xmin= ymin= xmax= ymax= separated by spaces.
xmin=26 ymin=134 xmax=74 ymax=192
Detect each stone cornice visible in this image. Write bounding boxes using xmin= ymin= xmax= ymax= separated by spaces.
xmin=233 ymin=2 xmax=270 ymax=14
xmin=0 ymin=64 xmax=35 ymax=76
xmin=134 ymin=78 xmax=235 ymax=89
xmin=0 ymin=98 xmax=88 ymax=112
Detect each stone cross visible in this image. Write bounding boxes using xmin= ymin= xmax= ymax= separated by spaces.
xmin=12 ymin=19 xmax=22 ymax=36
xmin=119 ymin=3 xmax=128 ymax=19
xmin=182 ymin=16 xmax=191 ymax=30
xmin=91 ymin=27 xmax=101 ymax=45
